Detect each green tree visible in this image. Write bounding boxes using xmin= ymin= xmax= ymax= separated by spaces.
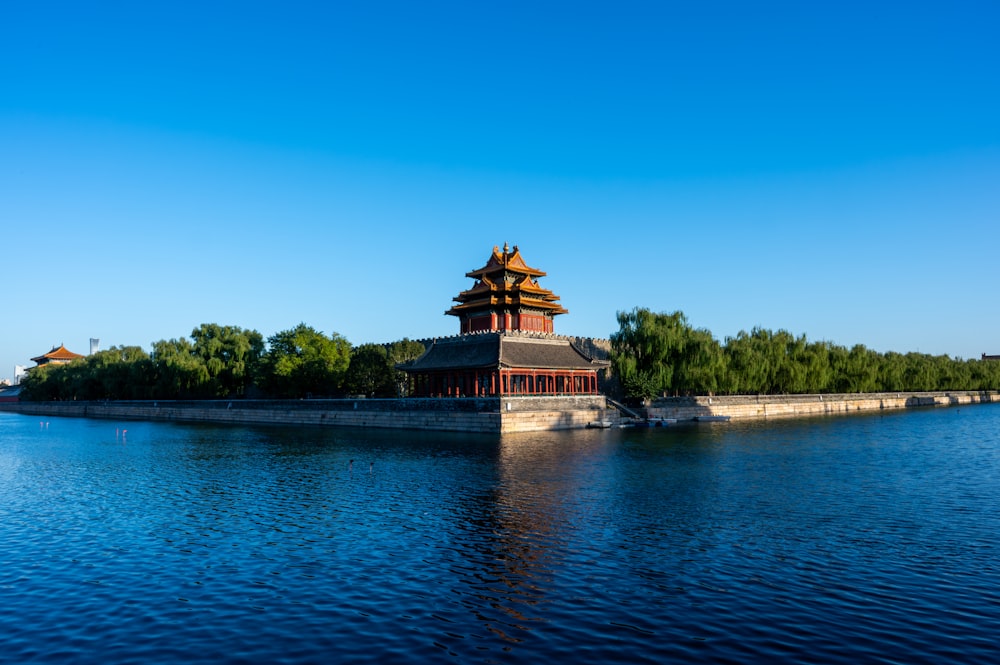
xmin=189 ymin=324 xmax=264 ymax=397
xmin=674 ymin=326 xmax=726 ymax=396
xmin=387 ymin=338 xmax=428 ymax=397
xmin=86 ymin=346 xmax=153 ymax=399
xmin=19 ymin=363 xmax=62 ymax=401
xmin=878 ymin=351 xmax=907 ymax=392
xmin=832 ymin=344 xmax=880 ymax=393
xmin=258 ymin=323 xmax=351 ymax=398
xmin=723 ymin=328 xmax=775 ymax=394
xmin=344 ymin=344 xmax=395 ymax=397
xmin=151 ymin=338 xmax=211 ymax=398
xmin=798 ymin=340 xmax=835 ymax=393
xmin=610 ymin=308 xmax=718 ymax=399
xmin=902 ymin=352 xmax=937 ymax=391
xmin=19 ymin=348 xmax=153 ymax=401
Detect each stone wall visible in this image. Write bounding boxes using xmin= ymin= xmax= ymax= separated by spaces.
xmin=2 ymin=395 xmax=615 ymax=434
xmin=7 ymin=391 xmax=992 ymax=433
xmin=645 ymin=391 xmax=1000 ymax=421
xmin=499 ymin=395 xmax=616 ymax=433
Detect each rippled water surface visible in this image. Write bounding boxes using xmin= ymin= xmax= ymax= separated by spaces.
xmin=2 ymin=405 xmax=1000 ymax=664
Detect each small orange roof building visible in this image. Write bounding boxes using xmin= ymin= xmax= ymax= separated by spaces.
xmin=31 ymin=344 xmax=85 ymax=367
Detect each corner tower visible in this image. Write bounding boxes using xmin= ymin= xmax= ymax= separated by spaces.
xmin=446 ymin=242 xmax=568 ymax=334
xmin=402 ymin=243 xmax=609 ymax=398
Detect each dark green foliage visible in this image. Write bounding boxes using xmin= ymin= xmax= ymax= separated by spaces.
xmin=344 ymin=344 xmax=395 ymax=398
xmin=151 ymin=338 xmax=211 ymax=398
xmin=20 ymin=346 xmax=154 ymax=401
xmin=612 ymin=307 xmax=1000 ymax=400
xmin=387 ymin=338 xmax=429 ymax=397
xmin=18 ymin=363 xmax=63 ymax=401
xmin=18 ymin=311 xmax=1000 ymax=402
xmin=21 ymin=324 xmax=267 ymax=401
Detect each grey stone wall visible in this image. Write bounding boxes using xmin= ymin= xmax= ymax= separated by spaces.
xmin=645 ymin=391 xmax=1000 ymax=421
xmin=2 ymin=395 xmax=615 ymax=434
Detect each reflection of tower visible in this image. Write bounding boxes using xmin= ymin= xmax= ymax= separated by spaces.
xmin=90 ymin=338 xmax=100 ymax=355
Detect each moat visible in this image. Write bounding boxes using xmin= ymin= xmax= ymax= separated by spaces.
xmin=2 ymin=405 xmax=999 ymax=663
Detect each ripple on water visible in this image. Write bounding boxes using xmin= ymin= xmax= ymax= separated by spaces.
xmin=2 ymin=409 xmax=1000 ymax=663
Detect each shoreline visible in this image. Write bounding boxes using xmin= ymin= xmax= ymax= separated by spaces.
xmin=2 ymin=390 xmax=998 ymax=433
xmin=645 ymin=390 xmax=1000 ymax=422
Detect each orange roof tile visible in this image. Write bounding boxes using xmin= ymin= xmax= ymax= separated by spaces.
xmin=31 ymin=344 xmax=85 ymax=364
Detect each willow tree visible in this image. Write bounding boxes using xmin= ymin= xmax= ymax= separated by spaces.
xmin=674 ymin=325 xmax=726 ymax=396
xmin=722 ymin=328 xmax=776 ymax=394
xmin=83 ymin=346 xmax=154 ymax=400
xmin=189 ymin=324 xmax=264 ymax=397
xmin=830 ymin=344 xmax=880 ymax=393
xmin=611 ymin=308 xmax=723 ymax=399
xmin=152 ymin=337 xmax=212 ymax=398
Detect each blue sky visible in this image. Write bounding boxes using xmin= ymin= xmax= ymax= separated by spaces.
xmin=2 ymin=1 xmax=998 ymax=381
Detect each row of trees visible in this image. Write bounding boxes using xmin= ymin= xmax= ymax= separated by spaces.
xmin=20 ymin=323 xmax=427 ymax=402
xmin=21 ymin=310 xmax=998 ymax=402
xmin=611 ymin=308 xmax=1000 ymax=400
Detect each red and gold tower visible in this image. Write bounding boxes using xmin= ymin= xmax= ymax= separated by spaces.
xmin=403 ymin=244 xmax=608 ymax=398
xmin=446 ymin=243 xmax=568 ymax=334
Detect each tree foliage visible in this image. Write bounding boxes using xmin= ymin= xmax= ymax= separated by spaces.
xmin=344 ymin=344 xmax=395 ymax=398
xmin=18 ymin=311 xmax=1000 ymax=403
xmin=189 ymin=324 xmax=264 ymax=397
xmin=22 ymin=323 xmax=274 ymax=401
xmin=387 ymin=338 xmax=428 ymax=397
xmin=341 ymin=339 xmax=428 ymax=398
xmin=611 ymin=309 xmax=723 ymax=399
xmin=611 ymin=307 xmax=1000 ymax=400
xmin=20 ymin=346 xmax=154 ymax=401
xmin=257 ymin=323 xmax=351 ymax=398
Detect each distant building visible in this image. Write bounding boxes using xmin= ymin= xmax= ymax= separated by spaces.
xmin=31 ymin=344 xmax=85 ymax=368
xmin=984 ymin=354 xmax=1000 ymax=361
xmin=402 ymin=243 xmax=608 ymax=397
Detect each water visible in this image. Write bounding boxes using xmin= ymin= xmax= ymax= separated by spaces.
xmin=2 ymin=406 xmax=999 ymax=664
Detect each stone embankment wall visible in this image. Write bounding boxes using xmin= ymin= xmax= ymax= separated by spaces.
xmin=6 ymin=391 xmax=995 ymax=433
xmin=1 ymin=396 xmax=614 ymax=434
xmin=645 ymin=391 xmax=1000 ymax=421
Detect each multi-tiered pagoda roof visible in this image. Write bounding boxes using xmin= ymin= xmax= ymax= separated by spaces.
xmin=446 ymin=243 xmax=568 ymax=334
xmin=402 ymin=243 xmax=608 ymax=398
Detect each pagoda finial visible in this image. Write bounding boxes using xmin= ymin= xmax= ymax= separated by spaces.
xmin=503 ymin=241 xmax=509 ymax=254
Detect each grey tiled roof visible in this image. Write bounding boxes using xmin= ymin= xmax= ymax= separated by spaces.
xmin=405 ymin=334 xmax=500 ymax=371
xmin=499 ymin=336 xmax=604 ymax=370
xmin=403 ymin=333 xmax=608 ymax=372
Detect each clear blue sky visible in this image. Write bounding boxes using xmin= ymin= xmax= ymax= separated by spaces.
xmin=2 ymin=1 xmax=998 ymax=381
